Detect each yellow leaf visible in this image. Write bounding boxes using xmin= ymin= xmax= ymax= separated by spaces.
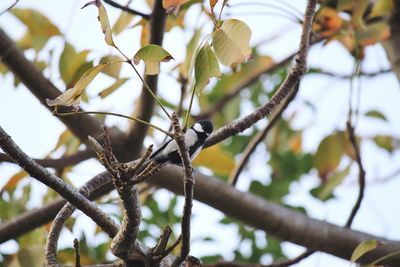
xmin=213 ymin=19 xmax=252 ymax=67
xmin=193 ymin=145 xmax=234 ymax=177
xmin=100 ymin=55 xmax=124 ymax=78
xmin=351 ymin=0 xmax=369 ymax=29
xmin=314 ymin=133 xmax=345 ymax=180
xmin=369 ymin=0 xmax=393 ymax=18
xmin=11 ymin=8 xmax=60 ymax=37
xmin=1 ymin=170 xmax=28 ymax=193
xmin=351 ymin=240 xmax=378 ymax=262
xmin=98 ymin=78 xmax=129 ymax=98
xmin=47 ymin=63 xmax=110 ymax=110
xmin=162 ymin=0 xmax=189 ymax=15
xmin=82 ymin=0 xmax=115 ymax=47
xmin=59 ymin=42 xmax=91 ymax=86
xmin=112 ymin=11 xmax=135 ymax=35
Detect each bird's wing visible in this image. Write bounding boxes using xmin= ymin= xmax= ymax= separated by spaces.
xmin=149 ymin=138 xmax=173 ymax=160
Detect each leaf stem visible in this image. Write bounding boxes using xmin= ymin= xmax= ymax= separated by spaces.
xmin=114 ymin=45 xmax=172 ymax=120
xmin=184 ymin=86 xmax=196 ymax=129
xmin=55 ymin=110 xmax=173 ymax=137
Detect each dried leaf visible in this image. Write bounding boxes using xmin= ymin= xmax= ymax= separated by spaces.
xmin=82 ymin=0 xmax=115 ymax=46
xmin=47 ymin=63 xmax=110 ymax=109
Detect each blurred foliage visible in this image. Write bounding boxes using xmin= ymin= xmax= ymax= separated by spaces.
xmin=0 ymin=0 xmax=399 ymax=266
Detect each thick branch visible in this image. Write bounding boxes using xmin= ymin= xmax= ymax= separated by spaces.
xmin=4 ymin=166 xmax=400 ymax=265
xmin=0 ymin=126 xmax=119 ymax=238
xmin=228 ymin=82 xmax=300 ymax=185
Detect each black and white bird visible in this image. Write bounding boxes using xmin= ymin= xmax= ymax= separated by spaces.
xmin=149 ymin=120 xmax=213 ymax=166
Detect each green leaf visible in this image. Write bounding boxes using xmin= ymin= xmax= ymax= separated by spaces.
xmin=98 ymin=78 xmax=129 ymax=98
xmin=194 ymin=42 xmax=221 ymax=91
xmin=59 ymin=42 xmax=91 ymax=87
xmin=374 ymin=135 xmax=395 ymax=153
xmin=314 ymin=133 xmax=345 ymax=180
xmin=100 ymin=55 xmax=124 ymax=78
xmin=351 ymin=240 xmax=378 ymax=262
xmin=212 ymin=56 xmax=273 ymax=98
xmin=213 ymin=19 xmax=252 ymax=66
xmin=365 ymin=110 xmax=387 ymax=121
xmin=18 ymin=245 xmax=45 ymax=267
xmin=133 ymin=44 xmax=174 ymax=75
xmin=315 ymin=165 xmax=350 ymax=201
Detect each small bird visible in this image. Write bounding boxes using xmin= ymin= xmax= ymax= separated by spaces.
xmin=149 ymin=120 xmax=213 ymax=166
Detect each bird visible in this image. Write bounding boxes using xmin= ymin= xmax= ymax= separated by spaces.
xmin=149 ymin=120 xmax=213 ymax=166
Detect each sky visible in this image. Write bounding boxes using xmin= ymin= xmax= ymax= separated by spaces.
xmin=1 ymin=0 xmax=400 ymax=266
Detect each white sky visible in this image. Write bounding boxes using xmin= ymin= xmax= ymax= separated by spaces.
xmin=1 ymin=0 xmax=400 ymax=266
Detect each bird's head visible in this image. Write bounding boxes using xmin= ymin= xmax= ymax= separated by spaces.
xmin=192 ymin=120 xmax=213 ymax=136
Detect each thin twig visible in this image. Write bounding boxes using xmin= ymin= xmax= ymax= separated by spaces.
xmin=345 ymin=121 xmax=366 ymax=227
xmin=204 ymin=0 xmax=317 ymax=148
xmin=228 ymin=82 xmax=300 ymax=186
xmin=56 ymin=110 xmax=172 ymax=137
xmin=103 ymin=0 xmax=151 ymax=19
xmin=170 ymin=112 xmax=195 ymax=267
xmin=74 ymin=238 xmax=81 ymax=267
xmin=308 ymin=67 xmax=392 ymax=79
xmin=0 ymin=0 xmax=18 ymax=15
xmin=0 ymin=125 xmax=119 ymax=238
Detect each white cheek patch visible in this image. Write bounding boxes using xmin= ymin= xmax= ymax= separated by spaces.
xmin=193 ymin=123 xmax=204 ymax=132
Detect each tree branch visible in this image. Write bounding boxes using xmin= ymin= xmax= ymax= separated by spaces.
xmin=0 ymin=125 xmax=119 ymax=238
xmin=228 ymin=82 xmax=300 ymax=186
xmin=1 ymin=165 xmax=400 ymax=264
xmin=204 ymin=0 xmax=316 ymax=148
xmin=103 ymin=0 xmax=151 ymax=19
xmin=170 ymin=112 xmax=195 ymax=267
xmin=345 ymin=121 xmax=366 ymax=228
